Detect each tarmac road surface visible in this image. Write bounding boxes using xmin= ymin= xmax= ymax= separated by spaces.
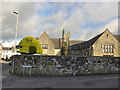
xmin=2 ymin=64 xmax=119 ymax=88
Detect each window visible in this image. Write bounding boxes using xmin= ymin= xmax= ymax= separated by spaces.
xmin=107 ymin=34 xmax=108 ymax=37
xmin=103 ymin=45 xmax=105 ymax=53
xmin=110 ymin=45 xmax=113 ymax=53
xmin=3 ymin=51 xmax=5 ymax=53
xmin=41 ymin=44 xmax=48 ymax=49
xmin=3 ymin=55 xmax=5 ymax=58
xmin=103 ymin=45 xmax=113 ymax=53
xmin=107 ymin=45 xmax=109 ymax=53
xmin=105 ymin=45 xmax=108 ymax=53
xmin=6 ymin=51 xmax=8 ymax=53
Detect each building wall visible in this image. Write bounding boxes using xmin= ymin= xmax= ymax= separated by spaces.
xmin=92 ymin=30 xmax=120 ymax=57
xmin=42 ymin=48 xmax=60 ymax=55
xmin=69 ymin=29 xmax=120 ymax=57
xmin=2 ymin=49 xmax=13 ymax=59
xmin=1 ymin=47 xmax=21 ymax=59
xmin=118 ymin=43 xmax=120 ymax=56
xmin=0 ymin=44 xmax=2 ymax=59
xmin=80 ymin=47 xmax=93 ymax=56
xmin=42 ymin=49 xmax=48 ymax=55
xmin=38 ymin=30 xmax=120 ymax=57
xmin=54 ymin=49 xmax=61 ymax=55
xmin=38 ymin=32 xmax=55 ymax=55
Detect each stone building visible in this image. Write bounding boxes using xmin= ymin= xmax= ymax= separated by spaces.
xmin=37 ymin=31 xmax=84 ymax=55
xmin=0 ymin=43 xmax=2 ymax=59
xmin=70 ymin=28 xmax=120 ymax=57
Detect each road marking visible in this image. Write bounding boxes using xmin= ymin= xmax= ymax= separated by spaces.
xmin=100 ymin=77 xmax=119 ymax=80
xmin=78 ymin=77 xmax=120 ymax=82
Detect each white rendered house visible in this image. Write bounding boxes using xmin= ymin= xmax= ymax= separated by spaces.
xmin=1 ymin=41 xmax=20 ymax=59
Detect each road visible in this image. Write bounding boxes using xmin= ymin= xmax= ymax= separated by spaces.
xmin=2 ymin=64 xmax=119 ymax=88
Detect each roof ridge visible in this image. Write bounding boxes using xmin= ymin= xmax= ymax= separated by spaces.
xmin=38 ymin=32 xmax=50 ymax=39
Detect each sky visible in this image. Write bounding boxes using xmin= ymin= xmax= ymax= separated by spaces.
xmin=1 ymin=1 xmax=119 ymax=42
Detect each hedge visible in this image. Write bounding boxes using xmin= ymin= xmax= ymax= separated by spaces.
xmin=19 ymin=36 xmax=43 ymax=54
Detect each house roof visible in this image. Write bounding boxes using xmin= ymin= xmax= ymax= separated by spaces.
xmin=38 ymin=32 xmax=50 ymax=39
xmin=1 ymin=41 xmax=19 ymax=48
xmin=69 ymin=40 xmax=85 ymax=46
xmin=37 ymin=32 xmax=84 ymax=49
xmin=70 ymin=32 xmax=104 ymax=50
xmin=2 ymin=47 xmax=13 ymax=50
xmin=50 ymin=38 xmax=61 ymax=49
xmin=50 ymin=38 xmax=84 ymax=49
xmin=37 ymin=30 xmax=120 ymax=50
xmin=1 ymin=42 xmax=13 ymax=47
xmin=113 ymin=35 xmax=120 ymax=42
xmin=70 ymin=29 xmax=120 ymax=51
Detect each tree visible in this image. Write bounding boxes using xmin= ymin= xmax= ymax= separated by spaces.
xmin=63 ymin=41 xmax=68 ymax=55
xmin=61 ymin=29 xmax=69 ymax=55
xmin=19 ymin=36 xmax=43 ymax=54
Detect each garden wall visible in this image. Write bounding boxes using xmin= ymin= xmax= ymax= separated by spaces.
xmin=13 ymin=55 xmax=120 ymax=76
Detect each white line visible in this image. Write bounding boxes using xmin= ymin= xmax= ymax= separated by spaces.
xmin=81 ymin=77 xmax=120 ymax=82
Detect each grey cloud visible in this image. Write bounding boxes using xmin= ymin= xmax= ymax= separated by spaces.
xmin=2 ymin=2 xmax=118 ymax=42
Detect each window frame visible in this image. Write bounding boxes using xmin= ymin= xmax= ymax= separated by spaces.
xmin=41 ymin=44 xmax=48 ymax=49
xmin=103 ymin=44 xmax=114 ymax=53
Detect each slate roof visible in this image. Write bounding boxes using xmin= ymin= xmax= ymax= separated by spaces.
xmin=50 ymin=38 xmax=84 ymax=49
xmin=50 ymin=38 xmax=61 ymax=49
xmin=36 ymin=32 xmax=85 ymax=49
xmin=69 ymin=40 xmax=84 ymax=46
xmin=2 ymin=47 xmax=13 ymax=50
xmin=70 ymin=32 xmax=120 ymax=51
xmin=113 ymin=35 xmax=120 ymax=42
xmin=70 ymin=32 xmax=104 ymax=51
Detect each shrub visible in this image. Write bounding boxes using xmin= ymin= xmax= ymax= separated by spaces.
xmin=19 ymin=36 xmax=43 ymax=54
xmin=61 ymin=41 xmax=68 ymax=55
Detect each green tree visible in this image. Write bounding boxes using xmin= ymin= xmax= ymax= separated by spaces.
xmin=61 ymin=41 xmax=68 ymax=55
xmin=63 ymin=41 xmax=68 ymax=55
xmin=19 ymin=36 xmax=43 ymax=54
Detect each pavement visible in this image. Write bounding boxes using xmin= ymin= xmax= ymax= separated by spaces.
xmin=2 ymin=64 xmax=120 ymax=88
xmin=0 ymin=60 xmax=9 ymax=64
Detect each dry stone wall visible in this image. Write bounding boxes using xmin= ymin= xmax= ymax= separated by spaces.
xmin=13 ymin=55 xmax=120 ymax=76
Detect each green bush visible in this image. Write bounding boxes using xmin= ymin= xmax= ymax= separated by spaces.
xmin=19 ymin=36 xmax=43 ymax=54
xmin=61 ymin=41 xmax=68 ymax=55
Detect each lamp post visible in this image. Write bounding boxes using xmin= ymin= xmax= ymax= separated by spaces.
xmin=12 ymin=11 xmax=19 ymax=74
xmin=13 ymin=11 xmax=19 ymax=53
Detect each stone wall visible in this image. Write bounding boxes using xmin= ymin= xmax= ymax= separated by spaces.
xmin=0 ymin=44 xmax=2 ymax=59
xmin=13 ymin=55 xmax=120 ymax=76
